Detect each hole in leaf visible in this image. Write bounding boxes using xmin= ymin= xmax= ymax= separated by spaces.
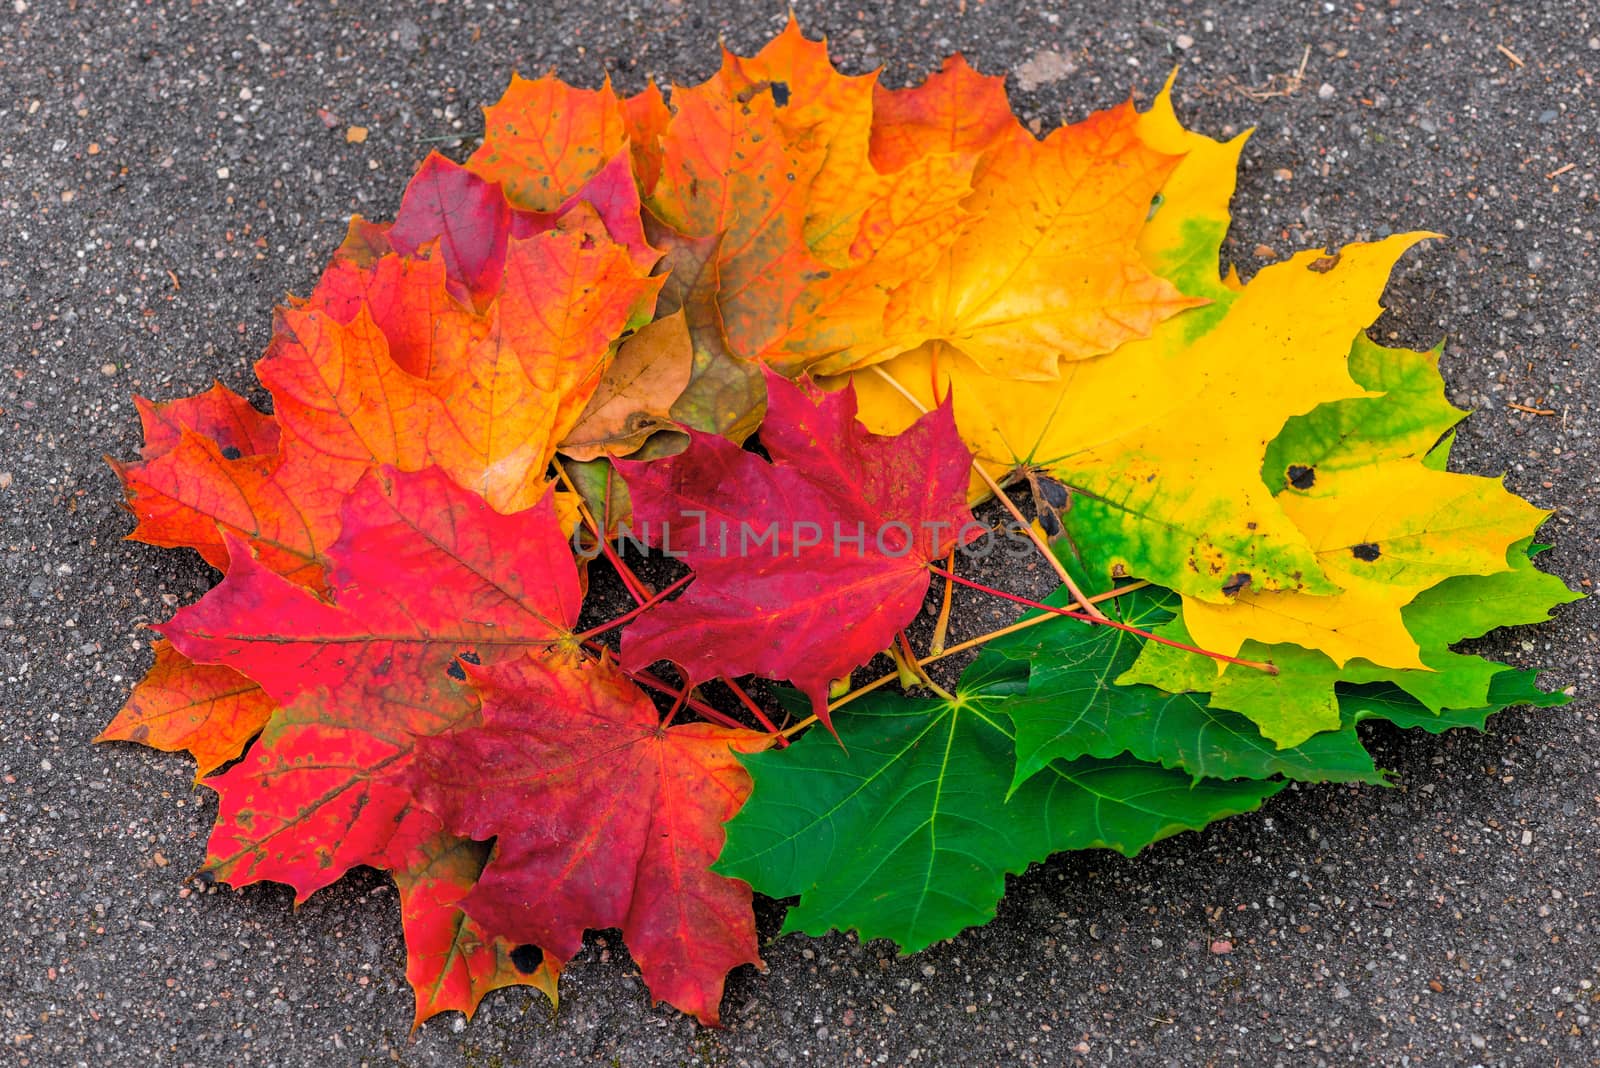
xmin=1286 ymin=464 xmax=1316 ymax=490
xmin=510 ymin=944 xmax=544 ymax=974
xmin=1351 ymin=542 xmax=1382 ymax=561
xmin=221 ymin=445 xmax=243 ymax=460
xmin=1221 ymin=571 xmax=1252 ymax=596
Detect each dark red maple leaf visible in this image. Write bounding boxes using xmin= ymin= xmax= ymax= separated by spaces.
xmin=407 ymin=650 xmax=770 ymax=1026
xmin=618 ymin=370 xmax=978 ymax=726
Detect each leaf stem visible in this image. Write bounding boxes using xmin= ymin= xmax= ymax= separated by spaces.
xmin=778 ymin=582 xmax=1151 ymax=738
xmin=574 ymin=574 xmax=692 ymax=641
xmin=722 ymin=677 xmax=783 ymax=736
xmin=581 ymin=640 xmax=747 ymax=731
xmin=896 ymin=630 xmax=955 ymax=701
xmin=556 ymin=461 xmax=651 ymax=605
xmin=659 ymin=680 xmax=691 ymax=729
xmin=930 ymin=548 xmax=956 ymax=655
xmin=867 ymin=362 xmax=1108 ymax=622
xmin=927 ymin=565 xmax=1279 ymax=675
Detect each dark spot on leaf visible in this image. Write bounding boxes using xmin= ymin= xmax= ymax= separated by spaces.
xmin=446 ymin=661 xmax=466 ymax=681
xmin=1146 ymin=192 xmax=1164 ymax=221
xmin=1222 ymin=572 xmax=1252 ymax=597
xmin=510 ymin=944 xmax=544 ymax=974
xmin=1034 ymin=477 xmax=1069 ymax=511
xmin=459 ymin=650 xmax=481 ymax=665
xmin=221 ymin=445 xmax=243 ymax=460
xmin=770 ymin=80 xmax=791 ymax=107
xmin=1286 ymin=464 xmax=1316 ymax=490
xmin=1351 ymin=542 xmax=1382 ymax=561
xmin=1308 ymin=252 xmax=1342 ymax=273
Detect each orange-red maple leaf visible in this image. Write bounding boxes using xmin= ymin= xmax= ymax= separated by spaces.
xmin=393 ymin=832 xmax=561 ymax=1028
xmin=468 ymin=73 xmax=630 ymax=212
xmin=94 ymin=638 xmax=276 ymax=781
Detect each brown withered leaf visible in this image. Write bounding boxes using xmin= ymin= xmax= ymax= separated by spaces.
xmin=559 ymin=311 xmax=694 ymax=462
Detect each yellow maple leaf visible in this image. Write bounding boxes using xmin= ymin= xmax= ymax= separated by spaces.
xmin=821 ymin=96 xmax=1202 ymax=379
xmin=1183 ymin=462 xmax=1549 ymax=669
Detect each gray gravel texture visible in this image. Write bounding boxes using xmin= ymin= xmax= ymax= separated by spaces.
xmin=2 ymin=0 xmax=1598 ymax=1065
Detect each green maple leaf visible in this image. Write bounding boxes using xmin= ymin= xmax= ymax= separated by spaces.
xmin=978 ymin=583 xmax=1385 ymax=789
xmin=716 ymin=654 xmax=1283 ymax=952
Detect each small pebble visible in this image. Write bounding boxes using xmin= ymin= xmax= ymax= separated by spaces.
xmin=1210 ymin=939 xmax=1233 ymax=955
xmin=100 ymin=362 xmax=118 ymax=376
xmin=346 ymin=125 xmax=369 ymax=144
xmin=1175 ymin=33 xmax=1194 ymax=50
xmin=1318 ymin=82 xmax=1336 ymax=100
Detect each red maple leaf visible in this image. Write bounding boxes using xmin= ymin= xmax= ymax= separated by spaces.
xmin=618 ymin=370 xmax=978 ymax=725
xmin=393 ymin=831 xmax=561 ymax=1028
xmin=335 ymin=149 xmax=659 ymax=310
xmin=159 ymin=464 xmax=582 ymax=898
xmin=407 ymin=650 xmax=771 ymax=1026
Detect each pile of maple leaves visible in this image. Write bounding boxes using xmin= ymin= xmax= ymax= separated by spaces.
xmin=101 ymin=22 xmax=1576 ymax=1027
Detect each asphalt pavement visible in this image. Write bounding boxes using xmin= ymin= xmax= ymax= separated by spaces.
xmin=2 ymin=1 xmax=1597 ymax=1065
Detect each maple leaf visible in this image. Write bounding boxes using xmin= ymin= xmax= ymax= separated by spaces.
xmin=103 ymin=24 xmax=1577 ymax=1031
xmin=407 ymin=650 xmax=771 ymax=1025
xmin=108 ymin=382 xmax=291 ymax=780
xmin=558 ymin=309 xmax=695 ymax=462
xmin=374 ymin=151 xmax=659 ymax=290
xmin=643 ymin=222 xmax=769 ymax=442
xmin=980 ymin=584 xmax=1384 ymax=788
xmin=468 ymin=73 xmax=630 ymax=212
xmin=264 ymin=218 xmax=660 ymax=512
xmin=618 ymin=371 xmax=977 ymax=725
xmin=851 ymin=233 xmax=1433 ymax=604
xmin=94 ymin=638 xmax=276 ymax=781
xmin=819 ymin=98 xmax=1202 ymax=379
xmin=160 ymin=465 xmax=581 ymax=897
xmin=867 ymin=53 xmax=1022 ymax=173
xmin=393 ymin=832 xmax=561 ymax=1027
xmin=718 ymin=654 xmax=1284 ymax=951
xmin=1171 ymin=338 xmax=1547 ymax=681
xmin=1124 ymin=540 xmax=1579 ymax=746
xmin=132 ymin=380 xmax=279 ymax=459
xmin=113 ymin=374 xmax=326 ymax=586
xmin=116 ymin=191 xmax=655 ymax=596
